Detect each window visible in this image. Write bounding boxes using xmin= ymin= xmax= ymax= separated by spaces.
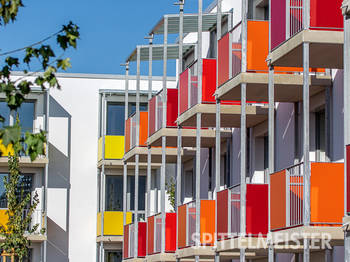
xmin=315 ymin=110 xmax=326 ymax=162
xmin=128 ymin=103 xmax=148 ymax=118
xmin=107 ymin=103 xmax=125 ymax=136
xmin=0 ymin=101 xmax=34 ymax=133
xmin=105 ymin=250 xmax=122 ymax=262
xmin=0 ymin=173 xmax=33 ymax=209
xmin=127 ymin=176 xmax=146 ymax=211
xmin=105 ymin=176 xmax=123 ymax=211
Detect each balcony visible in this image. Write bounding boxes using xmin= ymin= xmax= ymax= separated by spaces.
xmin=147 ymin=213 xmax=176 ymax=255
xmin=96 ymin=211 xmax=132 ymax=242
xmin=123 ymin=222 xmax=147 ymax=259
xmin=216 ymin=184 xmax=268 ymax=253
xmin=269 ymin=0 xmax=343 ymax=68
xmin=0 ymin=209 xmax=46 ymax=242
xmin=270 ymin=162 xmax=344 ymax=244
xmin=98 ymin=136 xmax=125 ymax=162
xmin=216 ymin=20 xmax=331 ymax=103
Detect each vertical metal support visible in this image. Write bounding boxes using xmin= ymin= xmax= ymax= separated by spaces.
xmin=176 ymin=0 xmax=184 ymax=254
xmin=302 ymin=42 xmax=310 ymax=262
xmin=160 ymin=16 xmax=168 ymax=254
xmin=123 ymin=62 xmax=129 ymax=227
xmin=215 ymin=252 xmax=220 ymax=262
xmin=100 ymin=93 xmax=106 ymax=253
xmin=240 ymin=0 xmax=248 ymax=260
xmin=147 ymin=37 xmax=153 ymax=218
xmin=195 ymin=0 xmax=203 ymax=249
xmin=134 ymin=46 xmax=141 ymax=258
xmin=343 ymin=3 xmax=350 ymax=261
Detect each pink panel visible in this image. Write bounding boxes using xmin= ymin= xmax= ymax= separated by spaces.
xmin=310 ymin=0 xmax=343 ymax=30
xmin=166 ymin=89 xmax=178 ymax=128
xmin=149 ymin=96 xmax=156 ymax=136
xmin=218 ymin=32 xmax=230 ymax=86
xmin=179 ymin=69 xmax=189 ymax=115
xmin=271 ymin=0 xmax=286 ymax=49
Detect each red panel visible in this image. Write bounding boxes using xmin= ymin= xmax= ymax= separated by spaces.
xmin=125 ymin=118 xmax=131 ymax=152
xmin=179 ymin=69 xmax=189 ymax=115
xmin=166 ymin=89 xmax=178 ymax=128
xmin=165 ymin=213 xmax=177 ymax=252
xmin=347 ymin=145 xmax=350 ymax=213
xmin=217 ymin=189 xmax=228 ymax=240
xmin=147 ymin=216 xmax=154 ymax=255
xmin=271 ymin=0 xmax=286 ymax=49
xmin=310 ymin=0 xmax=343 ymax=30
xmin=218 ymin=32 xmax=230 ymax=86
xmin=138 ymin=222 xmax=147 ymax=257
xmin=149 ymin=96 xmax=156 ymax=136
xmin=201 ymin=59 xmax=217 ymax=104
xmin=246 ymin=184 xmax=268 ymax=236
xmin=123 ymin=224 xmax=129 ymax=259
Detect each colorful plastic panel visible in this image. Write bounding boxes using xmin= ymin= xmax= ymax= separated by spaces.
xmin=271 ymin=0 xmax=286 ymax=50
xmin=218 ymin=32 xmax=230 ymax=86
xmin=178 ymin=204 xmax=187 ymax=249
xmin=246 ymin=184 xmax=268 ymax=236
xmin=149 ymin=96 xmax=156 ymax=136
xmin=217 ymin=189 xmax=228 ymax=239
xmin=147 ymin=216 xmax=154 ymax=255
xmin=310 ymin=162 xmax=344 ymax=225
xmin=138 ymin=222 xmax=147 ymax=257
xmin=166 ymin=89 xmax=178 ymax=128
xmin=139 ymin=112 xmax=148 ymax=147
xmin=270 ymin=170 xmax=287 ymax=230
xmin=348 ymin=145 xmax=350 ymax=213
xmin=165 ymin=213 xmax=177 ymax=252
xmin=125 ymin=118 xmax=131 ymax=152
xmin=123 ymin=224 xmax=129 ymax=259
xmin=179 ymin=69 xmax=189 ymax=115
xmin=201 ymin=59 xmax=217 ymax=104
xmin=97 ymin=211 xmax=132 ymax=236
xmin=200 ymin=200 xmax=215 ymax=245
xmin=310 ymin=0 xmax=343 ymax=30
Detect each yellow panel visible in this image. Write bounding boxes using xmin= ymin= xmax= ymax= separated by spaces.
xmin=0 ymin=140 xmax=13 ymax=157
xmin=98 ymin=137 xmax=103 ymax=161
xmin=105 ymin=136 xmax=125 ymax=160
xmin=97 ymin=212 xmax=101 ymax=236
xmin=103 ymin=211 xmax=132 ymax=236
xmin=0 ymin=210 xmax=8 ymax=229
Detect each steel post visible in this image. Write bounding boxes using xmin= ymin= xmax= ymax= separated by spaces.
xmin=123 ymin=62 xmax=129 ymax=227
xmin=147 ymin=37 xmax=153 ymax=218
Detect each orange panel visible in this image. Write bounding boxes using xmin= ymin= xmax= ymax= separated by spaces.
xmin=125 ymin=118 xmax=131 ymax=152
xmin=270 ymin=170 xmax=286 ymax=230
xmin=200 ymin=200 xmax=215 ymax=245
xmin=247 ymin=20 xmax=269 ymax=72
xmin=139 ymin=112 xmax=148 ymax=147
xmin=147 ymin=216 xmax=154 ymax=255
xmin=310 ymin=162 xmax=344 ymax=225
xmin=178 ymin=205 xmax=187 ymax=249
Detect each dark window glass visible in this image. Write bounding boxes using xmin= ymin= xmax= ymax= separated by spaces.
xmin=17 ymin=102 xmax=34 ymax=134
xmin=0 ymin=102 xmax=10 ymax=128
xmin=128 ymin=176 xmax=146 ymax=211
xmin=105 ymin=250 xmax=122 ymax=262
xmin=0 ymin=174 xmax=33 ymax=209
xmin=107 ymin=103 xmax=125 ymax=136
xmin=128 ymin=103 xmax=148 ymax=118
xmin=105 ymin=176 xmax=123 ymax=211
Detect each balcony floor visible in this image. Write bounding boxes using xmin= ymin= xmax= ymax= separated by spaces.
xmin=146 ymin=253 xmax=176 ymax=262
xmin=177 ymin=104 xmax=268 ymax=128
xmin=123 ymin=146 xmax=194 ymax=164
xmin=147 ymin=128 xmax=232 ymax=148
xmin=269 ymin=30 xmax=343 ymax=69
xmin=96 ymin=235 xmax=123 ymax=243
xmin=97 ymin=159 xmax=161 ymax=169
xmin=216 ymin=72 xmax=331 ymax=102
xmin=0 ymin=156 xmax=48 ymax=168
xmin=175 ymin=246 xmax=215 ymax=259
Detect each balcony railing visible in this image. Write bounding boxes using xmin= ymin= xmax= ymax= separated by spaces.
xmin=270 ymin=162 xmax=344 ymax=231
xmin=179 ymin=59 xmax=217 ymax=115
xmin=123 ymin=222 xmax=147 ymax=259
xmin=177 ymin=200 xmax=215 ymax=249
xmin=96 ymin=211 xmax=132 ymax=236
xmin=217 ymin=183 xmax=268 ymax=240
xmin=125 ymin=111 xmax=148 ymax=152
xmin=271 ymin=0 xmax=343 ymax=50
xmin=148 ymin=89 xmax=178 ymax=137
xmin=147 ymin=212 xmax=176 ymax=255
xmin=98 ymin=136 xmax=125 ymax=161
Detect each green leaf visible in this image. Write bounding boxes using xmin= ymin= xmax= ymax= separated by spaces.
xmin=57 ymin=58 xmax=71 ymax=71
xmin=0 ymin=125 xmax=21 ymax=146
xmin=17 ymin=80 xmax=32 ymax=95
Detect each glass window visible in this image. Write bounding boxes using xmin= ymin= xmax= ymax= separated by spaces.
xmin=0 ymin=101 xmax=34 ymax=133
xmin=105 ymin=176 xmax=123 ymax=211
xmin=128 ymin=103 xmax=148 ymax=118
xmin=127 ymin=176 xmax=146 ymax=211
xmin=0 ymin=173 xmax=33 ymax=209
xmin=107 ymin=103 xmax=125 ymax=136
xmin=105 ymin=250 xmax=122 ymax=262
xmin=0 ymin=102 xmax=10 ymax=128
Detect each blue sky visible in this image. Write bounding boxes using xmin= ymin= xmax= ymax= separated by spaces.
xmin=1 ymin=0 xmax=213 ymax=76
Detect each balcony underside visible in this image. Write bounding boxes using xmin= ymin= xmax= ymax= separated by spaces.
xmin=216 ymin=73 xmax=331 ymax=102
xmin=123 ymin=147 xmax=194 ymax=164
xmin=96 ymin=235 xmax=123 ymax=243
xmin=0 ymin=234 xmax=46 ymax=243
xmin=97 ymin=159 xmax=161 ymax=169
xmin=175 ymin=246 xmax=215 ymax=259
xmin=147 ymin=128 xmax=232 ymax=147
xmin=270 ymin=226 xmax=343 ymax=247
xmin=177 ymin=104 xmax=268 ymax=128
xmin=146 ymin=253 xmax=176 ymax=262
xmin=122 ymin=258 xmax=145 ymax=262
xmin=0 ymin=156 xmax=48 ymax=168
xmin=269 ymin=30 xmax=344 ymax=69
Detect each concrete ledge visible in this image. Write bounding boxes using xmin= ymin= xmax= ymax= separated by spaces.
xmin=96 ymin=235 xmax=123 ymax=243
xmin=269 ymin=30 xmax=343 ymax=68
xmin=97 ymin=159 xmax=161 ymax=169
xmin=0 ymin=156 xmax=48 ymax=168
xmin=217 ymin=237 xmax=268 ymax=252
xmin=176 ymin=246 xmax=215 ymax=259
xmin=216 ymin=72 xmax=331 ymax=102
xmin=145 ymin=253 xmax=176 ymax=262
xmin=123 ymin=258 xmax=145 ymax=262
xmin=177 ymin=104 xmax=268 ymax=128
xmin=147 ymin=128 xmax=232 ymax=148
xmin=0 ymin=234 xmax=46 ymax=243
